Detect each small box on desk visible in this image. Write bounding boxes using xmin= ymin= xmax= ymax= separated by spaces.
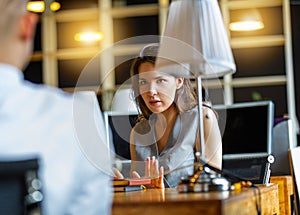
xmin=113 ymin=178 xmax=151 ymax=187
xmin=270 ymin=175 xmax=294 ymax=215
xmin=114 ymin=185 xmax=144 ymax=192
xmin=113 ymin=178 xmax=151 ymax=192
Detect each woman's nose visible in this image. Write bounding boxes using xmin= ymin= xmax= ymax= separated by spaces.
xmin=149 ymin=89 xmax=158 ymax=95
xmin=148 ymin=83 xmax=158 ymax=95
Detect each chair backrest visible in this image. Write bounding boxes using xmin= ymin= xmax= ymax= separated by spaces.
xmin=111 ymin=88 xmax=138 ymax=113
xmin=0 ymin=157 xmax=43 ymax=215
xmin=271 ymin=118 xmax=297 ymax=175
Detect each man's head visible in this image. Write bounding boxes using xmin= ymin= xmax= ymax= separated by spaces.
xmin=0 ymin=0 xmax=38 ymax=70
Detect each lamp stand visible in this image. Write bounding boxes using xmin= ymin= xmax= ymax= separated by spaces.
xmin=177 ymin=76 xmax=231 ymax=193
xmin=196 ymin=76 xmax=205 ymax=160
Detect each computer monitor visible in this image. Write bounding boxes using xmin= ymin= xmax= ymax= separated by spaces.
xmin=103 ymin=111 xmax=139 ymax=160
xmin=213 ymin=101 xmax=274 ymax=159
xmin=213 ymin=101 xmax=275 ymax=184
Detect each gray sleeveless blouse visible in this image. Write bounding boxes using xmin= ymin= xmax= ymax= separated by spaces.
xmin=131 ymin=106 xmax=199 ymax=188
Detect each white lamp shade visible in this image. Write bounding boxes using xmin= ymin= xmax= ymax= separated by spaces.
xmin=156 ymin=0 xmax=236 ymax=79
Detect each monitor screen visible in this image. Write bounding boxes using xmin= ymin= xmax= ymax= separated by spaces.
xmin=213 ymin=101 xmax=274 ymax=159
xmin=103 ymin=112 xmax=139 ymax=160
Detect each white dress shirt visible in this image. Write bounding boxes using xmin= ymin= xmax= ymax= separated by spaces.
xmin=0 ymin=63 xmax=113 ymax=215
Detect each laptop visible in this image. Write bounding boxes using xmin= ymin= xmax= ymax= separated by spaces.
xmin=213 ymin=101 xmax=275 ymax=184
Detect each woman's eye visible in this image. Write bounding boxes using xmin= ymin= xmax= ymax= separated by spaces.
xmin=157 ymin=79 xmax=167 ymax=84
xmin=139 ymin=80 xmax=147 ymax=85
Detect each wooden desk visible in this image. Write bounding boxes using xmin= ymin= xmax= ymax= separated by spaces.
xmin=270 ymin=176 xmax=294 ymax=215
xmin=112 ymin=183 xmax=279 ymax=215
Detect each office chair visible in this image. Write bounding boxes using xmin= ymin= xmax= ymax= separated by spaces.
xmin=0 ymin=157 xmax=43 ymax=215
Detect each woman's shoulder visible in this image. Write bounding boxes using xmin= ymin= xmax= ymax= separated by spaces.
xmin=183 ymin=105 xmax=198 ymax=114
xmin=183 ymin=103 xmax=212 ymax=114
xmin=184 ymin=104 xmax=218 ymax=118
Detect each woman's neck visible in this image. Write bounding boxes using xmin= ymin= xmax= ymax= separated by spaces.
xmin=155 ymin=104 xmax=178 ymax=154
xmin=157 ymin=104 xmax=178 ymax=126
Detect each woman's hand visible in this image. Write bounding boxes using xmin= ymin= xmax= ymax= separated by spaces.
xmin=113 ymin=167 xmax=124 ymax=179
xmin=146 ymin=156 xmax=164 ymax=189
xmin=114 ymin=157 xmax=164 ymax=189
xmin=131 ymin=156 xmax=164 ymax=189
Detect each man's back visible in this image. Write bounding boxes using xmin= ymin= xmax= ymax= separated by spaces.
xmin=0 ymin=65 xmax=113 ymax=215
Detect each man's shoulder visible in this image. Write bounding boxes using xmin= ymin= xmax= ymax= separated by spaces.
xmin=22 ymin=83 xmax=101 ymax=125
xmin=27 ymin=83 xmax=97 ymax=111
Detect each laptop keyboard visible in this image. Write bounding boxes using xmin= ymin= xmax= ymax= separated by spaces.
xmin=222 ymin=156 xmax=272 ymax=184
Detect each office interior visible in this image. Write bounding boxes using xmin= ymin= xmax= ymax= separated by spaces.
xmin=25 ymin=0 xmax=300 ymax=146
xmin=8 ymin=0 xmax=300 ymax=214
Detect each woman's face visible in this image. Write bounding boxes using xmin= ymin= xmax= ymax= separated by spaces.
xmin=138 ymin=62 xmax=183 ymax=114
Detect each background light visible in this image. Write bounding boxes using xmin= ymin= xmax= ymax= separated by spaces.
xmin=26 ymin=0 xmax=61 ymax=13
xmin=229 ymin=20 xmax=264 ymax=31
xmin=50 ymin=1 xmax=61 ymax=12
xmin=229 ymin=8 xmax=264 ymax=32
xmin=26 ymin=1 xmax=45 ymax=13
xmin=74 ymin=32 xmax=104 ymax=43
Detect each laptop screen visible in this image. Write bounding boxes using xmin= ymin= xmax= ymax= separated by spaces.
xmin=213 ymin=101 xmax=274 ymax=159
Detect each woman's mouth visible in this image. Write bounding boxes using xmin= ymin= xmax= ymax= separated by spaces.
xmin=149 ymin=100 xmax=162 ymax=106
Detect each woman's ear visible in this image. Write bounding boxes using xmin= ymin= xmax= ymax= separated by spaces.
xmin=176 ymin=77 xmax=184 ymax=89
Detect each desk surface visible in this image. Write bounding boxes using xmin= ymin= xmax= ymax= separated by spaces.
xmin=113 ymin=183 xmax=279 ymax=215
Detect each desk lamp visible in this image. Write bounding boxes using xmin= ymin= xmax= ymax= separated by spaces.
xmin=156 ymin=0 xmax=236 ymax=192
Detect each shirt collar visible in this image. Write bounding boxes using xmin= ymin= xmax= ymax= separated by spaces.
xmin=0 ymin=63 xmax=24 ymax=87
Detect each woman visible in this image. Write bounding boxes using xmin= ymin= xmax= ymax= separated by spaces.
xmin=129 ymin=43 xmax=223 ymax=188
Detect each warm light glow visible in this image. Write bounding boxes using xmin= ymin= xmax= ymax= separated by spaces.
xmin=74 ymin=32 xmax=104 ymax=42
xmin=229 ymin=20 xmax=264 ymax=31
xmin=26 ymin=1 xmax=61 ymax=13
xmin=50 ymin=1 xmax=61 ymax=12
xmin=229 ymin=8 xmax=264 ymax=32
xmin=26 ymin=1 xmax=45 ymax=13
